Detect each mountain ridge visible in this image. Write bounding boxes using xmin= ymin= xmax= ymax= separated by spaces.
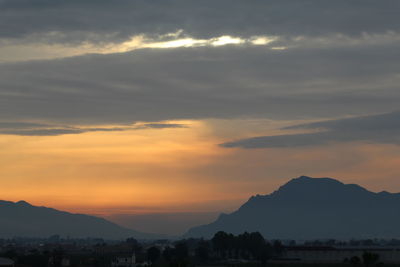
xmin=185 ymin=176 xmax=400 ymax=239
xmin=0 ymin=200 xmax=165 ymax=240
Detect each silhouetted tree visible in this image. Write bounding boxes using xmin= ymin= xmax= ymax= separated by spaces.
xmin=326 ymin=239 xmax=336 ymax=246
xmin=273 ymin=240 xmax=284 ymax=256
xmin=162 ymin=242 xmax=190 ymax=267
xmin=175 ymin=241 xmax=189 ymax=262
xmin=3 ymin=249 xmax=17 ymax=260
xmin=211 ymin=231 xmax=273 ymax=262
xmin=195 ymin=240 xmax=210 ymax=263
xmin=162 ymin=246 xmax=173 ymax=263
xmin=363 ymin=252 xmax=380 ymax=267
xmin=350 ymin=256 xmax=361 ymax=266
xmin=256 ymin=242 xmax=273 ymax=263
xmin=212 ymin=231 xmax=232 ymax=258
xmin=147 ymin=246 xmax=161 ymax=265
xmin=19 ymin=250 xmax=48 ymax=267
xmin=362 ymin=239 xmax=376 ymax=246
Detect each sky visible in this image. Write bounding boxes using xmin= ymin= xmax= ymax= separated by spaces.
xmin=1 ymin=0 xmax=400 ymax=235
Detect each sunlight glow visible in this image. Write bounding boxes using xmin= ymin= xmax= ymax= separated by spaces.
xmin=0 ymin=33 xmax=279 ymax=62
xmin=211 ymin=36 xmax=244 ymax=46
xmin=251 ymin=36 xmax=277 ymax=45
xmin=271 ymin=46 xmax=288 ymax=50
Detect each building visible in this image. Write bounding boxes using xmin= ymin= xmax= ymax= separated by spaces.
xmin=48 ymin=256 xmax=71 ymax=267
xmin=112 ymin=252 xmax=136 ymax=267
xmin=275 ymin=246 xmax=400 ymax=264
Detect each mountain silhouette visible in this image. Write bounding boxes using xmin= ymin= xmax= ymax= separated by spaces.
xmin=186 ymin=176 xmax=400 ymax=239
xmin=0 ymin=200 xmax=163 ymax=239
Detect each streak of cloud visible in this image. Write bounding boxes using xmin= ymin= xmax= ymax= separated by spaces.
xmin=0 ymin=122 xmax=187 ymax=136
xmin=221 ymin=111 xmax=400 ymax=148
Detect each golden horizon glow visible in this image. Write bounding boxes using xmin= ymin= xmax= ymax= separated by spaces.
xmin=2 ymin=118 xmax=400 ymax=217
xmin=0 ymin=120 xmax=244 ymax=215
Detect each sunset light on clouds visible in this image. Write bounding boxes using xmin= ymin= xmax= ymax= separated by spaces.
xmin=1 ymin=0 xmax=400 ymax=236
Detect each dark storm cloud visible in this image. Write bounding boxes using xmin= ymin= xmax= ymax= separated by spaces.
xmin=1 ymin=39 xmax=400 ymax=124
xmin=0 ymin=0 xmax=399 ymax=43
xmin=0 ymin=122 xmax=186 ymax=136
xmin=221 ymin=111 xmax=400 ymax=148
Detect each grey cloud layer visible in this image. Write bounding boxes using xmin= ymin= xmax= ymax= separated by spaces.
xmin=0 ymin=122 xmax=186 ymax=136
xmin=1 ymin=41 xmax=400 ymax=124
xmin=1 ymin=0 xmax=400 ymax=141
xmin=1 ymin=0 xmax=399 ymax=43
xmin=221 ymin=111 xmax=400 ymax=148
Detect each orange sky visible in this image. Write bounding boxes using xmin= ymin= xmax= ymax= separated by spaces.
xmin=0 ymin=121 xmax=221 ymax=212
xmin=2 ymin=119 xmax=400 ymax=216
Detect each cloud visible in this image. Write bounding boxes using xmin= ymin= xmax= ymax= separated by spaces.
xmin=221 ymin=111 xmax=400 ymax=148
xmin=1 ymin=1 xmax=400 ymax=126
xmin=0 ymin=121 xmax=186 ymax=136
xmin=2 ymin=0 xmax=400 ymax=62
xmin=0 ymin=122 xmax=51 ymax=129
xmin=1 ymin=0 xmax=399 ymax=43
xmin=143 ymin=123 xmax=186 ymax=129
xmin=1 ymin=39 xmax=400 ymax=124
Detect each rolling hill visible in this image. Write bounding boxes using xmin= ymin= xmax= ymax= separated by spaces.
xmin=0 ymin=200 xmax=162 ymax=240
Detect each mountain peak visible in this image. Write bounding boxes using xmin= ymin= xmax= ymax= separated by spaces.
xmin=273 ymin=176 xmax=345 ymax=196
xmin=296 ymin=175 xmax=313 ymax=180
xmin=290 ymin=175 xmax=343 ymax=184
xmin=186 ymin=176 xmax=400 ymax=239
xmin=16 ymin=200 xmax=32 ymax=206
xmin=245 ymin=176 xmax=360 ymax=204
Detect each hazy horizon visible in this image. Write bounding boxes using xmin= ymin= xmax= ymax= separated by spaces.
xmin=2 ymin=175 xmax=400 ymax=236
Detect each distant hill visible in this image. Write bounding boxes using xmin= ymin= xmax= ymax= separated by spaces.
xmin=186 ymin=176 xmax=400 ymax=239
xmin=0 ymin=200 xmax=163 ymax=240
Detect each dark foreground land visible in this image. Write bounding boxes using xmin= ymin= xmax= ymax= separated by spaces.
xmin=227 ymin=264 xmax=399 ymax=267
xmin=2 ymin=232 xmax=400 ymax=267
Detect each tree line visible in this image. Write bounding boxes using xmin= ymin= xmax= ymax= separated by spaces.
xmin=144 ymin=231 xmax=283 ymax=266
